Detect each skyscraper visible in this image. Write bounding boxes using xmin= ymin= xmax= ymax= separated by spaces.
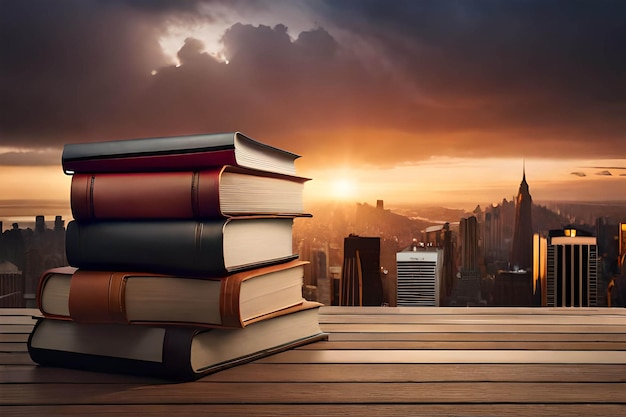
xmin=544 ymin=227 xmax=599 ymax=307
xmin=482 ymin=203 xmax=507 ymax=270
xmin=510 ymin=164 xmax=533 ymax=270
xmin=451 ymin=216 xmax=482 ymax=305
xmin=340 ymin=235 xmax=383 ymax=306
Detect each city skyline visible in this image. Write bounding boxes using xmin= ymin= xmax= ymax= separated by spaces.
xmin=2 ymin=1 xmax=626 ymax=215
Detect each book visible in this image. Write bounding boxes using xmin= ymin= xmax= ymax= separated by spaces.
xmin=70 ymin=166 xmax=310 ymax=221
xmin=28 ymin=301 xmax=325 ymax=381
xmin=65 ymin=217 xmax=298 ymax=276
xmin=37 ymin=261 xmax=308 ymax=328
xmin=62 ymin=132 xmax=299 ymax=176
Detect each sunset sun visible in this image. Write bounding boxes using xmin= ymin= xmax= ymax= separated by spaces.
xmin=331 ymin=178 xmax=357 ymax=199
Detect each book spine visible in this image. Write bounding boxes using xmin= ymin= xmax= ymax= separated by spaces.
xmin=65 ymin=220 xmax=228 ymax=276
xmin=162 ymin=326 xmax=202 ymax=380
xmin=219 ymin=274 xmax=244 ymax=328
xmin=68 ymin=270 xmax=129 ymax=324
xmin=71 ymin=170 xmax=222 ymax=220
xmin=70 ymin=174 xmax=94 ymax=219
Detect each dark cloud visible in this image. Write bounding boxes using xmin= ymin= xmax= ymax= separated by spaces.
xmin=317 ymin=0 xmax=626 ymax=96
xmin=1 ymin=0 xmax=625 ymax=169
xmin=0 ymin=0 xmax=170 ymax=145
xmin=103 ymin=0 xmax=209 ymax=13
xmin=312 ymin=0 xmax=626 ymax=147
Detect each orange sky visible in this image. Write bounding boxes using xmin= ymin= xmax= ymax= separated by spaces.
xmin=2 ymin=154 xmax=626 ymax=223
xmin=1 ymin=1 xmax=626 ymax=221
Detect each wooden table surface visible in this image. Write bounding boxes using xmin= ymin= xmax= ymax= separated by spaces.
xmin=3 ymin=306 xmax=626 ymax=416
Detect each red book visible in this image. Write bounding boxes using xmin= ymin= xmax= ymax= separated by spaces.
xmin=70 ymin=166 xmax=310 ymax=221
xmin=62 ymin=132 xmax=300 ymax=176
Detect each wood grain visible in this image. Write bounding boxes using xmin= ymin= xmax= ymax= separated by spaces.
xmin=3 ymin=382 xmax=626 ymax=405
xmin=4 ymin=306 xmax=626 ymax=415
xmin=2 ymin=404 xmax=626 ymax=417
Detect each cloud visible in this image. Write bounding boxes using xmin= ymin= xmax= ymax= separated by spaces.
xmin=0 ymin=0 xmax=171 ymax=145
xmin=0 ymin=150 xmax=61 ymax=166
xmin=1 ymin=0 xmax=626 ymax=170
xmin=585 ymin=166 xmax=626 ymax=170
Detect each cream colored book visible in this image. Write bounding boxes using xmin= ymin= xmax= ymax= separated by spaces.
xmin=29 ymin=301 xmax=325 ymax=381
xmin=37 ymin=260 xmax=308 ymax=328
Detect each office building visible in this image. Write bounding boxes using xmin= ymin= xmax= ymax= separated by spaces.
xmin=396 ymin=243 xmax=443 ymax=306
xmin=544 ymin=227 xmax=599 ymax=307
xmin=451 ymin=216 xmax=482 ymax=305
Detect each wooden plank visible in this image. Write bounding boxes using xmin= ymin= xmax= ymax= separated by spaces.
xmin=3 ymin=363 xmax=625 ymax=384
xmin=0 ymin=342 xmax=28 ymax=352
xmin=319 ymin=314 xmax=626 ymax=325
xmin=3 ymin=404 xmax=626 ymax=417
xmin=319 ymin=323 xmax=626 ymax=333
xmin=0 ymin=353 xmax=35 ymax=365
xmin=297 ymin=340 xmax=626 ymax=350
xmin=200 ymin=363 xmax=626 ymax=383
xmin=0 ymin=365 xmax=169 ymax=384
xmin=328 ymin=331 xmax=626 ymax=341
xmin=257 ymin=349 xmax=626 ymax=364
xmin=319 ymin=306 xmax=626 ymax=316
xmin=4 ymin=306 xmax=626 ymax=317
xmin=3 ymin=382 xmax=626 ymax=405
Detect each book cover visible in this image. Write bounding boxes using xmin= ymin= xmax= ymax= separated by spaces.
xmin=62 ymin=132 xmax=299 ymax=176
xmin=65 ymin=218 xmax=298 ymax=276
xmin=28 ymin=302 xmax=325 ymax=381
xmin=70 ymin=166 xmax=310 ymax=220
xmin=37 ymin=261 xmax=308 ymax=328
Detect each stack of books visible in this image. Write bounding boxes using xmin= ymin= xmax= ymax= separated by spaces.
xmin=27 ymin=132 xmax=325 ymax=381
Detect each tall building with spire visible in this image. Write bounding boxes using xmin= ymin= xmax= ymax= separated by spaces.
xmin=510 ymin=163 xmax=533 ymax=270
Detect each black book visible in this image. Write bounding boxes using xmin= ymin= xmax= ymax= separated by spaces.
xmin=28 ymin=302 xmax=325 ymax=381
xmin=65 ymin=217 xmax=298 ymax=276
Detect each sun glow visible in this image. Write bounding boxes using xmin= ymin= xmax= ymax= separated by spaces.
xmin=331 ymin=178 xmax=357 ymax=199
xmin=300 ymin=156 xmax=626 ymax=208
xmin=159 ymin=23 xmax=230 ymax=65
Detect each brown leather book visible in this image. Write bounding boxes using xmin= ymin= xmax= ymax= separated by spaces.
xmin=70 ymin=166 xmax=310 ymax=220
xmin=28 ymin=301 xmax=325 ymax=381
xmin=37 ymin=260 xmax=309 ymax=329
